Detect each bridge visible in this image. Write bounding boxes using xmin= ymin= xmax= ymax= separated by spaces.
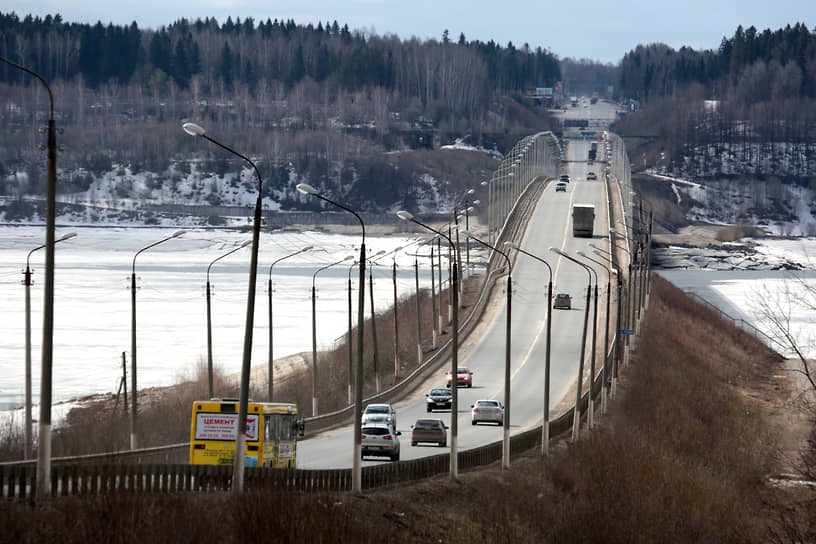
xmin=1 ymin=100 xmax=652 ymax=498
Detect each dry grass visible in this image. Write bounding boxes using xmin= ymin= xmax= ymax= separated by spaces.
xmin=2 ymin=274 xmax=809 ymax=542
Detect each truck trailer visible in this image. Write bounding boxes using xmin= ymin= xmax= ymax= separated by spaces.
xmin=572 ymin=204 xmax=595 ymax=237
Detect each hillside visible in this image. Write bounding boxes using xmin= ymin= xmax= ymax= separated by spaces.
xmin=0 ymin=11 xmax=563 ymax=223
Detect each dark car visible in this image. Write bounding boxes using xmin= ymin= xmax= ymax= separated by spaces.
xmin=559 ymin=174 xmax=570 ymax=183
xmin=553 ymin=293 xmax=572 ymax=309
xmin=411 ymin=419 xmax=447 ymax=447
xmin=425 ymin=387 xmax=452 ymax=412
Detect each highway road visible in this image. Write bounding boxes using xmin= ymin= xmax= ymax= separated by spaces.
xmin=299 ymin=103 xmax=617 ymax=469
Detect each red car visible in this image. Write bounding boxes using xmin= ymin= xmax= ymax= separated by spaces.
xmin=446 ymin=367 xmax=473 ymax=388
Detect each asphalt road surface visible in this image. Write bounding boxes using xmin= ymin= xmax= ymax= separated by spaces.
xmin=299 ymin=103 xmax=617 ymax=468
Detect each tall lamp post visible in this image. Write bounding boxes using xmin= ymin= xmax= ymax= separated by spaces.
xmin=1 ymin=54 xmax=59 ymax=500
xmin=206 ymin=240 xmax=251 ymax=400
xmin=23 ymin=232 xmax=76 ymax=460
xmin=550 ymin=247 xmax=592 ymax=441
xmin=183 ymin=122 xmax=263 ymax=494
xmin=269 ymin=245 xmax=313 ymax=401
xmin=504 ymin=241 xmax=553 ymax=456
xmin=312 ymin=256 xmax=353 ymax=415
xmin=413 ymin=252 xmax=423 ymax=365
xmin=368 ymin=259 xmax=382 ymax=391
xmin=579 ymin=251 xmax=618 ymax=413
xmin=397 ymin=211 xmax=460 ymax=481
xmin=296 ymin=183 xmax=367 ymax=495
xmin=407 ymin=245 xmax=438 ymax=348
xmin=345 ymin=250 xmax=383 ymax=404
xmin=462 ymin=230 xmax=512 ymax=469
xmin=577 ymin=253 xmax=599 ymax=429
xmin=390 ymin=247 xmax=403 ymax=383
xmin=346 ymin=260 xmax=357 ymax=405
xmin=131 ymin=229 xmax=185 ymax=450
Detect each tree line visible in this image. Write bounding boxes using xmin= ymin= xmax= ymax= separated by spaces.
xmin=0 ymin=11 xmax=561 ymax=115
xmin=618 ymin=23 xmax=816 ymax=103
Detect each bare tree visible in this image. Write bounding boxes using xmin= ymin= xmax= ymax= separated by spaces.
xmin=754 ymin=277 xmax=816 ymax=398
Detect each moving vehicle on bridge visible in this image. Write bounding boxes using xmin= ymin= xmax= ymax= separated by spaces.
xmin=410 ymin=419 xmax=448 ymax=447
xmin=446 ymin=366 xmax=473 ymax=388
xmin=189 ymin=399 xmax=304 ymax=468
xmin=572 ymin=204 xmax=596 ymax=237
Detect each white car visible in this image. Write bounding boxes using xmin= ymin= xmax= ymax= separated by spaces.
xmin=471 ymin=399 xmax=504 ymax=426
xmin=362 ymin=403 xmax=396 ymax=429
xmin=361 ymin=423 xmax=401 ymax=461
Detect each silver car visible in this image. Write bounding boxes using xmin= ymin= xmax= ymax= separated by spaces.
xmin=471 ymin=399 xmax=504 ymax=426
xmin=361 ymin=423 xmax=401 ymax=461
xmin=362 ymin=403 xmax=396 ymax=428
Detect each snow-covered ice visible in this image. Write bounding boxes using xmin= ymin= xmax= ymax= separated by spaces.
xmin=0 ymin=226 xmax=435 ymax=414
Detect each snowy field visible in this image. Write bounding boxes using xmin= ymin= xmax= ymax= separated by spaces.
xmin=0 ymin=226 xmax=439 ymax=413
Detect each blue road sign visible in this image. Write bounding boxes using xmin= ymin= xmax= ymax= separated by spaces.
xmin=620 ymin=329 xmax=634 ymax=335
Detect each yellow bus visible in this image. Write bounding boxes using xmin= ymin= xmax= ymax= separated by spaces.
xmin=189 ymin=399 xmax=304 ymax=468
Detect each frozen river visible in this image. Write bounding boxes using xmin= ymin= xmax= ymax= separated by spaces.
xmin=657 ymin=268 xmax=816 ymax=359
xmin=0 ymin=226 xmax=438 ymax=412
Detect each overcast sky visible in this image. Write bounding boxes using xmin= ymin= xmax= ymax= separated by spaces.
xmin=3 ymin=0 xmax=813 ymax=64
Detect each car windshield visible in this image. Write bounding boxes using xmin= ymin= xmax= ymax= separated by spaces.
xmin=362 ymin=427 xmax=389 ymax=435
xmin=414 ymin=420 xmax=439 ymax=429
xmin=366 ymin=406 xmax=389 ymax=414
xmin=457 ymin=368 xmax=468 ymax=374
xmin=430 ymin=389 xmax=449 ymax=396
xmin=556 ymin=294 xmax=569 ymax=299
xmin=477 ymin=401 xmax=498 ymax=407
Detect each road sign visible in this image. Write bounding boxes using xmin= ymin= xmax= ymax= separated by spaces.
xmin=620 ymin=329 xmax=634 ymax=335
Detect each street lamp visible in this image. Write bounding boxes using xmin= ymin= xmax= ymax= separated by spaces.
xmin=2 ymin=54 xmax=59 ymax=500
xmin=206 ymin=240 xmax=251 ymax=400
xmin=480 ymin=180 xmax=492 ymax=246
xmin=296 ymin=182 xmax=367 ymax=495
xmin=576 ymin=252 xmax=599 ymax=430
xmin=398 ymin=210 xmax=460 ymax=481
xmin=367 ymin=249 xmax=393 ymax=392
xmin=550 ymin=247 xmax=592 ymax=441
xmin=312 ymin=255 xmax=354 ymax=415
xmin=269 ymin=245 xmax=313 ymax=401
xmin=579 ymin=250 xmax=618 ymax=412
xmin=504 ymin=241 xmax=553 ymax=456
xmin=390 ymin=247 xmax=403 ymax=383
xmin=22 ymin=232 xmax=76 ymax=460
xmin=131 ymin=229 xmax=186 ymax=450
xmin=344 ymin=259 xmax=357 ymax=406
xmin=463 ymin=230 xmax=512 ymax=469
xmin=407 ymin=244 xmax=439 ymax=348
xmin=344 ymin=249 xmax=384 ymax=403
xmin=183 ymin=121 xmax=263 ymax=494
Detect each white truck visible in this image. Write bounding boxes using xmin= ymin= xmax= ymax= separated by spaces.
xmin=572 ymin=204 xmax=595 ymax=237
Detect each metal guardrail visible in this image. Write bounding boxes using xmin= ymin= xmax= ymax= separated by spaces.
xmin=0 ymin=340 xmax=619 ymax=499
xmin=683 ymin=292 xmax=787 ymax=353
